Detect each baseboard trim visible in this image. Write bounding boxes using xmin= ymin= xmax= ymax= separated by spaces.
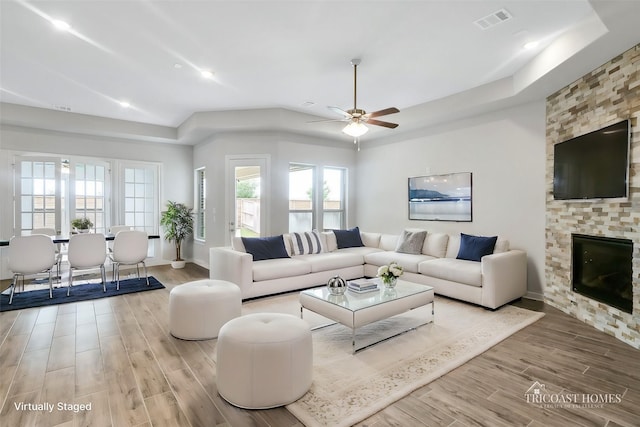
xmin=190 ymin=258 xmax=209 ymax=270
xmin=524 ymin=291 xmax=544 ymax=301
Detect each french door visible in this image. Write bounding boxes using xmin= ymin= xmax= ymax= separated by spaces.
xmin=15 ymin=156 xmax=110 ymax=236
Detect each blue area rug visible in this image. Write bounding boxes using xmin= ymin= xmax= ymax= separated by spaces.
xmin=0 ymin=276 xmax=165 ymax=312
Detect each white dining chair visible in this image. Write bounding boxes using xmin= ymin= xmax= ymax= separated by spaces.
xmin=7 ymin=235 xmax=57 ymax=304
xmin=67 ymin=233 xmax=107 ymax=296
xmin=109 ymin=225 xmax=131 ymax=235
xmin=110 ymin=230 xmax=150 ymax=290
xmin=107 ymin=225 xmax=131 ymax=253
xmin=30 ymin=228 xmax=64 ymax=281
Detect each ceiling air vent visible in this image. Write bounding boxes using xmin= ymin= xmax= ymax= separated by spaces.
xmin=474 ymin=8 xmax=512 ymax=30
xmin=52 ymin=104 xmax=72 ymax=112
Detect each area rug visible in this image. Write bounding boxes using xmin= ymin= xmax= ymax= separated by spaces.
xmin=0 ymin=276 xmax=165 ymax=312
xmin=243 ymin=292 xmax=544 ymax=427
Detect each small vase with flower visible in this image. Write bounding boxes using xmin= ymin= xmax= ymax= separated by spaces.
xmin=377 ymin=261 xmax=403 ymax=289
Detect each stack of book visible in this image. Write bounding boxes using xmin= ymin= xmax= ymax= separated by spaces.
xmin=347 ymin=279 xmax=379 ymax=293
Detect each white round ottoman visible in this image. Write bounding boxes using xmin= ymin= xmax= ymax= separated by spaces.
xmin=216 ymin=313 xmax=313 ymax=409
xmin=169 ymin=279 xmax=241 ymax=340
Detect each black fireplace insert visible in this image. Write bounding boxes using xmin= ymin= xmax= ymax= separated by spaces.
xmin=572 ymin=234 xmax=633 ymax=313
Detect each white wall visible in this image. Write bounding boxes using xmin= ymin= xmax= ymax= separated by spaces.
xmin=1 ymin=101 xmax=547 ymax=298
xmin=0 ymin=124 xmax=193 ymax=278
xmin=354 ymin=101 xmax=546 ymax=297
xmin=192 ymin=131 xmax=357 ymax=267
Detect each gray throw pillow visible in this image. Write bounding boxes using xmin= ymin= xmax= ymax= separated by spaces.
xmin=395 ymin=230 xmax=427 ymax=254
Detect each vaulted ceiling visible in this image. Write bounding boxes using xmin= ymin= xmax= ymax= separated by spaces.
xmin=1 ymin=1 xmax=639 ymax=145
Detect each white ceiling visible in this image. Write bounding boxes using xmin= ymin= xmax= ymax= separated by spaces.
xmin=1 ymin=1 xmax=639 ymax=144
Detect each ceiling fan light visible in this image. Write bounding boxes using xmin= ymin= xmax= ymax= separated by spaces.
xmin=342 ymin=121 xmax=368 ymax=137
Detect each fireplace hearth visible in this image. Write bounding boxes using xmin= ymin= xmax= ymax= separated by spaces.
xmin=572 ymin=234 xmax=633 ymax=313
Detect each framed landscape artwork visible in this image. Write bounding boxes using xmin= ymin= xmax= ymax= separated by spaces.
xmin=408 ymin=172 xmax=472 ymax=221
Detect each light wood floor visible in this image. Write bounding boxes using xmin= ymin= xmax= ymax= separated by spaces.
xmin=1 ymin=264 xmax=638 ymax=427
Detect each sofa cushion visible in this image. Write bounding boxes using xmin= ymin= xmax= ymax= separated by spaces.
xmin=242 ymin=235 xmax=290 ymax=261
xmin=423 ymin=232 xmax=449 ymax=258
xmin=333 ymin=227 xmax=364 ymax=249
xmin=280 ymin=233 xmax=294 ymax=256
xmin=231 ymin=236 xmax=245 ymax=252
xmin=296 ymin=252 xmax=364 ymax=273
xmin=395 ymin=229 xmax=427 ymax=254
xmin=456 ymin=233 xmax=498 ymax=262
xmin=337 ymin=246 xmax=384 ymax=257
xmin=252 ymin=258 xmax=312 ymax=281
xmin=379 ymin=234 xmax=399 ymax=251
xmin=322 ymin=231 xmax=337 ymax=252
xmin=494 ymin=239 xmax=510 ymax=253
xmin=445 ymin=234 xmax=461 ymax=258
xmin=419 ymin=258 xmax=482 ymax=287
xmin=360 ymin=232 xmax=381 ymax=249
xmin=291 ymin=231 xmax=325 ymax=255
xmin=364 ymin=251 xmax=436 ymax=274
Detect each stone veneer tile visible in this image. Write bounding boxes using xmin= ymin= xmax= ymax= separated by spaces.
xmin=546 ymin=43 xmax=640 ymax=349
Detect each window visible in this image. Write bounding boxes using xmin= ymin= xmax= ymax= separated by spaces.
xmin=288 ymin=164 xmax=346 ymax=231
xmin=14 ymin=155 xmax=160 ymax=259
xmin=17 ymin=158 xmax=60 ymax=233
xmin=322 ymin=167 xmax=346 ymax=230
xmin=195 ymin=167 xmax=206 ymax=240
xmin=118 ymin=162 xmax=159 ymax=258
xmin=289 ymin=164 xmax=315 ymax=232
xmin=16 ymin=156 xmax=112 ymax=236
xmin=72 ymin=161 xmax=107 ymax=234
xmin=122 ymin=164 xmax=158 ymax=235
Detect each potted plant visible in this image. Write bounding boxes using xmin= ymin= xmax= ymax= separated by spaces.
xmin=160 ymin=201 xmax=194 ymax=269
xmin=71 ymin=217 xmax=93 ymax=233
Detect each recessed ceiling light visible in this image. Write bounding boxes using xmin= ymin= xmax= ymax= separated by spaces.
xmin=200 ymin=70 xmax=214 ymax=79
xmin=524 ymin=41 xmax=539 ymax=50
xmin=51 ymin=19 xmax=71 ymax=31
xmin=119 ymin=101 xmax=130 ymax=108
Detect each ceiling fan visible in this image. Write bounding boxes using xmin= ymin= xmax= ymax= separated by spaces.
xmin=313 ymin=58 xmax=399 ymax=149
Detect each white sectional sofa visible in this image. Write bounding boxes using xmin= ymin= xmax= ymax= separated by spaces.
xmin=209 ymin=229 xmax=527 ymax=309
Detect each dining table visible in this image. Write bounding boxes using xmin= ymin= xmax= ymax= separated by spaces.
xmin=0 ymin=234 xmax=161 ymax=246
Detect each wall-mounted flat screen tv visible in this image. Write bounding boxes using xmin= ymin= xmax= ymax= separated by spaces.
xmin=553 ymin=120 xmax=630 ymax=200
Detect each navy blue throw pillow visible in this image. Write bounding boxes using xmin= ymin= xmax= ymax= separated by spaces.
xmin=333 ymin=227 xmax=364 ymax=249
xmin=456 ymin=233 xmax=498 ymax=262
xmin=241 ymin=235 xmax=289 ymax=261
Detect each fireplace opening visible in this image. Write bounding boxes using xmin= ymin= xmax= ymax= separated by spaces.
xmin=572 ymin=234 xmax=633 ymax=313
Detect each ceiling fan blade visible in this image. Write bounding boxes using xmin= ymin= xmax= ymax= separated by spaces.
xmin=366 ymin=107 xmax=400 ymax=118
xmin=328 ymin=106 xmax=353 ymax=118
xmin=366 ymin=118 xmax=399 ymax=129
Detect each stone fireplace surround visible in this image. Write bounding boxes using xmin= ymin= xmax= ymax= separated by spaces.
xmin=545 ymin=44 xmax=639 ymax=349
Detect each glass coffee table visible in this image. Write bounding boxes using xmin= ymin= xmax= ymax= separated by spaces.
xmin=299 ymin=279 xmax=434 ymax=353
